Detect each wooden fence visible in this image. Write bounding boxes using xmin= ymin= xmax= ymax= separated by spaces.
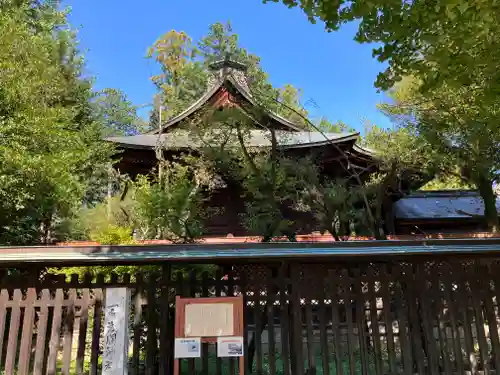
xmin=1 ymin=258 xmax=500 ymax=375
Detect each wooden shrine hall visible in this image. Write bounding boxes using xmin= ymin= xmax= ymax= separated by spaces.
xmin=106 ymin=57 xmax=499 ymax=238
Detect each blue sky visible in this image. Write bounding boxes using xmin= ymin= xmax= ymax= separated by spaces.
xmin=65 ymin=0 xmax=392 ymax=132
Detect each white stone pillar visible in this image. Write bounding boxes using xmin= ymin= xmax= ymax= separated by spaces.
xmin=102 ymin=288 xmax=131 ymax=375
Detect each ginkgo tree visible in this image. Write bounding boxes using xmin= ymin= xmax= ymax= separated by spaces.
xmin=380 ymin=76 xmax=500 ymax=231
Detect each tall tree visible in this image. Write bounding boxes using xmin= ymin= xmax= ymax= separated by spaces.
xmin=380 ymin=76 xmax=500 ymax=230
xmin=0 ymin=2 xmax=113 ymax=244
xmin=93 ymin=88 xmax=146 ymax=136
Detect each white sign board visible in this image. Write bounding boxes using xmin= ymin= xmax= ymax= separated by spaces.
xmin=174 ymin=338 xmax=201 ymax=358
xmin=217 ymin=336 xmax=244 ymax=357
xmin=102 ymin=288 xmax=131 ymax=375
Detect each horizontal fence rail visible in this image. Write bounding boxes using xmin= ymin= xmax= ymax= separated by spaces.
xmin=1 ymin=258 xmax=500 ymax=374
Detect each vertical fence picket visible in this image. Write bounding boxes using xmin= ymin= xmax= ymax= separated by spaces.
xmin=131 ymin=273 xmax=144 ymax=375
xmin=327 ymin=269 xmax=344 ymax=375
xmin=443 ymin=266 xmax=464 ymax=374
xmin=481 ymin=264 xmax=500 ymax=372
xmin=214 ymin=269 xmax=223 ymax=375
xmin=290 ymin=263 xmax=304 ymax=375
xmin=201 ymin=271 xmax=210 ymax=375
xmin=90 ymin=274 xmax=104 ymax=375
xmin=62 ymin=275 xmax=78 ymax=375
xmin=253 ymin=273 xmax=263 ymax=375
xmin=0 ymin=289 xmax=8 ymax=370
xmin=18 ymin=287 xmax=37 ymax=375
xmin=76 ymin=275 xmax=91 ymax=375
xmin=188 ymin=270 xmax=197 ymax=375
xmin=47 ymin=287 xmax=64 ymax=375
xmin=266 ymin=268 xmax=276 ymax=375
xmin=146 ymin=273 xmax=158 ymax=375
xmin=33 ymin=289 xmax=50 ymax=375
xmin=342 ymin=269 xmax=356 ymax=375
xmin=456 ymin=266 xmax=476 ymax=373
xmin=4 ymin=289 xmax=22 ymax=375
xmin=394 ymin=265 xmax=412 ymax=375
xmin=381 ymin=264 xmax=396 ymax=374
xmin=304 ymin=295 xmax=316 ymax=374
xmin=366 ymin=266 xmax=382 ymax=375
xmin=353 ymin=268 xmax=369 ymax=375
xmin=470 ymin=262 xmax=490 ymax=373
xmin=278 ymin=265 xmax=291 ymax=375
xmin=417 ymin=264 xmax=440 ymax=375
xmin=159 ymin=266 xmax=171 ymax=375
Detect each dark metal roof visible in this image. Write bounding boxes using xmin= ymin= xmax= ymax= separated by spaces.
xmin=106 ymin=130 xmax=360 ymax=150
xmin=2 ymin=238 xmax=500 ymax=265
xmin=394 ymin=190 xmax=500 ymax=220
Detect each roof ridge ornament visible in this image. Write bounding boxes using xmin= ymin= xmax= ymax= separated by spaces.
xmin=207 ymin=53 xmax=250 ymax=92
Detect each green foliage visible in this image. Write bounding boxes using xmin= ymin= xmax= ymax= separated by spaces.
xmin=89 ymin=224 xmax=134 ymax=245
xmin=264 ymin=0 xmax=500 ymax=99
xmin=131 ymin=162 xmax=206 ymax=243
xmin=295 ymin=159 xmax=369 ymax=239
xmin=0 ymin=2 xmax=113 ymax=245
xmin=92 ymin=88 xmax=147 ymax=136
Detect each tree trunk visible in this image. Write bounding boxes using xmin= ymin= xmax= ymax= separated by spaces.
xmin=477 ymin=177 xmax=499 ymax=232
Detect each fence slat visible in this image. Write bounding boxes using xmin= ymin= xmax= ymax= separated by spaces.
xmin=417 ymin=264 xmax=440 ymax=375
xmin=145 ymin=273 xmax=158 ymax=375
xmin=456 ymin=266 xmax=476 ymax=373
xmin=328 ymin=269 xmax=344 ymax=375
xmin=407 ymin=266 xmax=426 ymax=375
xmin=131 ymin=273 xmax=143 ymax=375
xmin=342 ymin=269 xmax=356 ymax=375
xmin=62 ymin=276 xmax=77 ymax=375
xmin=470 ymin=263 xmax=490 ymax=373
xmin=381 ymin=265 xmax=397 ymax=374
xmin=159 ymin=266 xmax=171 ymax=375
xmin=76 ymin=275 xmax=91 ymax=375
xmin=18 ymin=288 xmax=37 ymax=375
xmin=215 ymin=269 xmax=223 ymax=375
xmin=305 ymin=295 xmax=316 ymax=374
xmin=46 ymin=288 xmax=64 ymax=375
xmin=367 ymin=267 xmax=382 ymax=375
xmin=0 ymin=289 xmax=9 ymax=370
xmin=278 ymin=265 xmax=291 ymax=375
xmin=482 ymin=264 xmax=500 ymax=372
xmin=253 ymin=276 xmax=263 ymax=375
xmin=353 ymin=269 xmax=369 ymax=375
xmin=201 ymin=271 xmax=210 ymax=375
xmin=394 ymin=266 xmax=412 ymax=375
xmin=290 ymin=263 xmax=304 ymax=375
xmin=443 ymin=267 xmax=464 ymax=374
xmin=90 ymin=274 xmax=104 ymax=375
xmin=266 ymin=268 xmax=276 ymax=375
xmin=4 ymin=289 xmax=22 ymax=375
xmin=33 ymin=289 xmax=50 ymax=375
xmin=188 ymin=271 xmax=197 ymax=375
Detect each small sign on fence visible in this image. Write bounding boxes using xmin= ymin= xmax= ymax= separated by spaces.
xmin=217 ymin=336 xmax=244 ymax=357
xmin=174 ymin=296 xmax=245 ymax=375
xmin=174 ymin=337 xmax=202 ymax=358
